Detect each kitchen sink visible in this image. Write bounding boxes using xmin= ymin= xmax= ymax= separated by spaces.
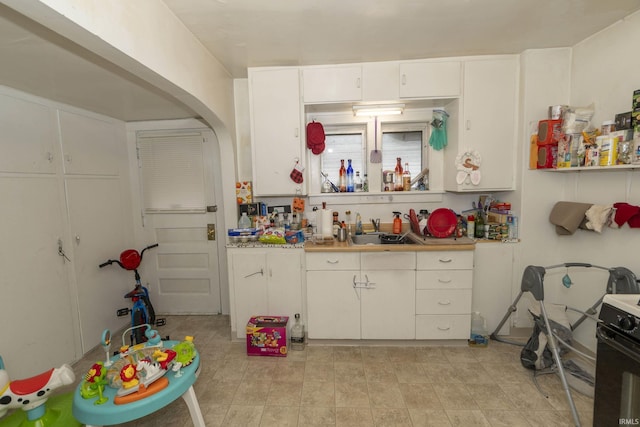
xmin=350 ymin=233 xmax=415 ymax=245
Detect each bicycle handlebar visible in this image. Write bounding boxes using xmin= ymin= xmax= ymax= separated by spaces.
xmin=98 ymin=244 xmax=158 ymax=269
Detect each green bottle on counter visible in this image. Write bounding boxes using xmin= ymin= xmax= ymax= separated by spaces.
xmin=474 ymin=213 xmax=484 ymax=239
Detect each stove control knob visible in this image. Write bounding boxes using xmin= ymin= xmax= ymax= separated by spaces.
xmin=618 ymin=315 xmax=637 ymax=331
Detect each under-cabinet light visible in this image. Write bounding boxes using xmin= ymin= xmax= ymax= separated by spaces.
xmin=352 ymin=104 xmax=405 ymax=117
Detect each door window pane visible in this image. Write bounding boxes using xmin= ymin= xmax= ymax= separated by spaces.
xmin=137 ymin=132 xmax=206 ymax=212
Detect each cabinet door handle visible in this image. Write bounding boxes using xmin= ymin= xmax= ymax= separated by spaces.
xmin=326 ymin=259 xmax=339 ymax=264
xmin=437 ymin=325 xmax=451 ymax=331
xmin=401 ymin=74 xmax=406 ymax=85
xmin=294 ymin=128 xmax=299 ymax=138
xmin=244 ymin=268 xmax=264 ymax=278
xmin=352 ymin=275 xmax=360 ymax=300
xmin=356 ymin=77 xmax=361 ymax=88
xmin=437 ymin=300 xmax=451 ymax=305
xmin=438 ymin=278 xmax=452 ymax=283
xmin=466 ymin=120 xmax=471 ymax=130
xmin=438 ymin=258 xmax=453 ymax=263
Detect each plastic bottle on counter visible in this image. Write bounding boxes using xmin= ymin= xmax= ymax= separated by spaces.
xmin=238 ymin=212 xmax=251 ymax=229
xmin=393 ymin=211 xmax=402 ymax=234
xmin=469 ymin=312 xmax=489 ymax=347
xmin=467 ymin=215 xmax=475 ymax=238
xmin=355 ymin=213 xmax=363 ymax=235
xmin=474 ymin=213 xmax=484 ymax=239
xmin=291 ymin=313 xmax=305 ymax=350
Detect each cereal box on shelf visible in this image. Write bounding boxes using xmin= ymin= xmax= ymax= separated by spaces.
xmin=236 ymin=181 xmax=253 ymax=204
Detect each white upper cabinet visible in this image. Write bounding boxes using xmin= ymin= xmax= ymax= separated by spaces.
xmin=59 ymin=110 xmax=121 ymax=176
xmin=444 ymin=56 xmax=518 ymax=192
xmin=302 ymin=65 xmax=362 ymax=103
xmin=399 ymin=60 xmax=462 ymax=98
xmin=362 ymin=62 xmax=400 ymax=102
xmin=249 ymin=68 xmax=304 ymax=196
xmin=0 ymin=92 xmax=57 ymax=174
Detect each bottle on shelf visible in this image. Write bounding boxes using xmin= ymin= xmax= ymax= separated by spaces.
xmin=346 ymin=159 xmax=354 ymax=192
xmin=354 ymin=171 xmax=363 ymax=192
xmin=402 ymin=162 xmax=411 ymax=191
xmin=338 ymin=159 xmax=346 ymax=192
xmin=394 ymin=157 xmax=404 ymax=191
xmin=362 ymin=173 xmax=369 ymax=192
xmin=291 ymin=313 xmax=305 ymax=350
xmin=238 ymin=212 xmax=251 ymax=229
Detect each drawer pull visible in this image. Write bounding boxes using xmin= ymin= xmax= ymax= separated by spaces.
xmin=438 ymin=278 xmax=452 ymax=283
xmin=437 ymin=300 xmax=451 ymax=305
xmin=437 ymin=325 xmax=451 ymax=331
xmin=326 ymin=259 xmax=339 ymax=264
xmin=438 ymin=258 xmax=453 ymax=263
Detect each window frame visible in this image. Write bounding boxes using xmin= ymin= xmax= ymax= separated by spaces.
xmin=305 ymin=107 xmax=444 ymax=201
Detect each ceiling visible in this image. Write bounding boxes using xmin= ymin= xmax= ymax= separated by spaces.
xmin=163 ymin=0 xmax=640 ymax=78
xmin=1 ymin=1 xmax=639 ymax=122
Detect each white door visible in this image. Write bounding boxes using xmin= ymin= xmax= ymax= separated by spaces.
xmin=136 ymin=129 xmax=222 ymax=315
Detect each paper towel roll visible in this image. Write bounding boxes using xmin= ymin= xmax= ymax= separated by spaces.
xmin=321 ymin=209 xmax=333 ymax=238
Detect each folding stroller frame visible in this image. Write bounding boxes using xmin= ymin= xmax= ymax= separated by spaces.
xmin=490 ymin=262 xmax=639 ymax=427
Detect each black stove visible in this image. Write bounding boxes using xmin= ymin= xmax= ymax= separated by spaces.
xmin=594 ymin=294 xmax=640 ymax=426
xmin=599 ymin=294 xmax=640 ymax=343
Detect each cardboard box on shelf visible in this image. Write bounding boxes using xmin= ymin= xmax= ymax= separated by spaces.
xmin=246 ymin=316 xmax=289 ymax=357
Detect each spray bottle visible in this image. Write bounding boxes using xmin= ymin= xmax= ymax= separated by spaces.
xmin=392 ymin=211 xmax=402 ymax=234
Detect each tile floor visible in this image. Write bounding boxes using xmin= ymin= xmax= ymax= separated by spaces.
xmin=70 ymin=315 xmax=594 ymax=426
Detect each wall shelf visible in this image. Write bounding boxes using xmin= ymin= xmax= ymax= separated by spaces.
xmin=540 ymin=164 xmax=640 ymax=172
xmin=308 ymin=191 xmax=444 ymax=206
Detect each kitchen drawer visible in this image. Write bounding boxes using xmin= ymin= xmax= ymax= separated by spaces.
xmin=416 ymin=314 xmax=471 ymax=339
xmin=416 ymin=270 xmax=472 ymax=290
xmin=306 ymin=252 xmax=360 ymax=271
xmin=361 ymin=252 xmax=415 ymax=270
xmin=417 ymin=250 xmax=473 ymax=270
xmin=416 ymin=289 xmax=472 ymax=314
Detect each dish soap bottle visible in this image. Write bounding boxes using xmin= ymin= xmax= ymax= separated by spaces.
xmin=238 ymin=212 xmax=251 ymax=229
xmin=393 ymin=211 xmax=402 ymax=234
xmin=291 ymin=313 xmax=305 ymax=350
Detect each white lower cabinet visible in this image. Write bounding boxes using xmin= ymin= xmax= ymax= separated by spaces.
xmin=228 ymin=248 xmax=303 ymax=339
xmin=306 ymin=251 xmax=416 ymax=340
xmin=307 ymin=270 xmax=361 ymax=339
xmin=415 ymin=250 xmax=474 ymax=339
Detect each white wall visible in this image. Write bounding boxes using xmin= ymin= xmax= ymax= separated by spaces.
xmin=514 ymin=10 xmax=640 ymax=352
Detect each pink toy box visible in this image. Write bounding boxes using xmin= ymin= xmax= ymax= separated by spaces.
xmin=246 ymin=316 xmax=289 ymax=357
